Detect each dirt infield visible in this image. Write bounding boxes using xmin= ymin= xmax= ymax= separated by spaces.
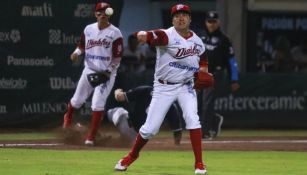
xmin=1 ymin=126 xmax=307 ymax=151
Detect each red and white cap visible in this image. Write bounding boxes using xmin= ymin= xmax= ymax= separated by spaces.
xmin=171 ymin=4 xmax=191 ymax=16
xmin=95 ymin=2 xmax=110 ymax=11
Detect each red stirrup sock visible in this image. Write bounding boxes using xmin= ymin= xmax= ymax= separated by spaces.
xmin=190 ymin=128 xmax=203 ymax=163
xmin=129 ymin=133 xmax=148 ymax=158
xmin=63 ymin=102 xmax=75 ymax=128
xmin=86 ymin=111 xmax=103 ymax=140
xmin=65 ymin=102 xmax=74 ymax=119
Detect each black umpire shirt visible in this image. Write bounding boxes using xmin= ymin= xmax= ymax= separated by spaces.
xmin=200 ymin=28 xmax=236 ymax=82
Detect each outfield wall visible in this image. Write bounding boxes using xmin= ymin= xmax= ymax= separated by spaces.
xmin=216 ymin=73 xmax=307 ymax=128
xmin=1 ymin=69 xmax=307 ymax=128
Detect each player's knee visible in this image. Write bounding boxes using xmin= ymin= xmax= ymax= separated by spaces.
xmin=70 ymin=100 xmax=83 ymax=109
xmin=139 ymin=131 xmax=155 ymax=139
xmin=184 ymin=115 xmax=201 ymax=129
xmin=91 ymin=105 xmax=104 ymax=111
xmin=139 ymin=127 xmax=159 ymax=139
xmin=107 ymin=107 xmax=129 ymax=126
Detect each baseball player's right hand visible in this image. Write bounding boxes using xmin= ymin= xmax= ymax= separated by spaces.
xmin=70 ymin=53 xmax=78 ymax=62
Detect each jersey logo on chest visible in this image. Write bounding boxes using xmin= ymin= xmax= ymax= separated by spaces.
xmin=86 ymin=38 xmax=111 ymax=49
xmin=174 ymin=43 xmax=201 ymax=59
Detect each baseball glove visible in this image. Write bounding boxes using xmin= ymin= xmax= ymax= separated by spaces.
xmin=193 ymin=71 xmax=214 ymax=90
xmin=87 ymin=71 xmax=111 ymax=87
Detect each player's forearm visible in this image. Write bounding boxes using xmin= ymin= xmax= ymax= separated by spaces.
xmin=147 ymin=30 xmax=168 ymax=46
xmin=77 ymin=32 xmax=86 ymax=50
xmin=70 ymin=47 xmax=84 ymax=61
xmin=108 ymin=37 xmax=123 ymax=72
xmin=199 ymin=52 xmax=208 ymax=72
xmin=107 ymin=57 xmax=121 ymax=72
xmin=135 ymin=30 xmax=168 ymax=46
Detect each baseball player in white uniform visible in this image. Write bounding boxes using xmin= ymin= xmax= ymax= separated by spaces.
xmin=62 ymin=2 xmax=123 ymax=146
xmin=115 ymin=4 xmax=213 ymax=175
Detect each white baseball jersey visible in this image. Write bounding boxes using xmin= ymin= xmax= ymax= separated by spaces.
xmin=153 ymin=27 xmax=205 ymax=83
xmin=79 ymin=22 xmax=123 ymax=73
xmin=70 ymin=22 xmax=123 ymax=111
xmin=138 ymin=27 xmax=206 ymax=139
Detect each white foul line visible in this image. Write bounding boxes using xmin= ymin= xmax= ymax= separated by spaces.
xmin=201 ymin=140 xmax=307 ymax=144
xmin=1 ymin=140 xmax=307 ymax=148
xmin=151 ymin=140 xmax=307 ymax=145
xmin=0 ymin=143 xmax=63 ymax=147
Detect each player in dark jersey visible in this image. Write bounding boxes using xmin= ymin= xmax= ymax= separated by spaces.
xmin=107 ymin=86 xmax=183 ymax=145
xmin=199 ymin=11 xmax=240 ymax=140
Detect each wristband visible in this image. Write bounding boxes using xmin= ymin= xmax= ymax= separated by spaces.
xmin=73 ymin=48 xmax=82 ymax=56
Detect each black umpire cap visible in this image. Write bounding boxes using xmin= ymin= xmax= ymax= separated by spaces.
xmin=205 ymin=11 xmax=219 ymax=20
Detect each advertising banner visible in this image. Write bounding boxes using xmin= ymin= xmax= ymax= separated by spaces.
xmin=216 ymin=74 xmax=307 ymax=128
xmin=0 ymin=0 xmax=123 ymax=127
xmin=246 ymin=12 xmax=307 ymax=73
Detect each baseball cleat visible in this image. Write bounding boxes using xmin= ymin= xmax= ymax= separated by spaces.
xmin=114 ymin=159 xmax=127 ymax=171
xmin=84 ymin=139 xmax=94 ymax=146
xmin=195 ymin=162 xmax=207 ymax=174
xmin=114 ymin=154 xmax=138 ymax=171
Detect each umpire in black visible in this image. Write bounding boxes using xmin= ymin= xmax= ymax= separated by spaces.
xmin=198 ymin=11 xmax=240 ymax=140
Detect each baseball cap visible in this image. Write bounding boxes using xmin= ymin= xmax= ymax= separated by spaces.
xmin=171 ymin=4 xmax=191 ymax=16
xmin=205 ymin=11 xmax=219 ymax=20
xmin=95 ymin=2 xmax=110 ymax=11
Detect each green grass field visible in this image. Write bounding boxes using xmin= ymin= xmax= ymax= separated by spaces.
xmin=1 ymin=149 xmax=307 ymax=175
xmin=1 ymin=130 xmax=307 ymax=175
